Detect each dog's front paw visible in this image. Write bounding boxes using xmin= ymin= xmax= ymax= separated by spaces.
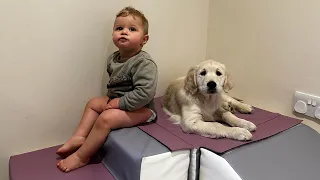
xmin=228 ymin=127 xmax=252 ymax=141
xmin=237 ymin=103 xmax=253 ymax=113
xmin=241 ymin=121 xmax=257 ymax=132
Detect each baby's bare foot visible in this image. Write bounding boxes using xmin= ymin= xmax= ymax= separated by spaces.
xmin=56 ymin=136 xmax=85 ymax=157
xmin=57 ymin=152 xmax=89 ymax=173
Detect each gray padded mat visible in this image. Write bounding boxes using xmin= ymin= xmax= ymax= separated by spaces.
xmin=222 ymin=124 xmax=320 ymax=180
xmin=98 ymin=127 xmax=170 ymax=180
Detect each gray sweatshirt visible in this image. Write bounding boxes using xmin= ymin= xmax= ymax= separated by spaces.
xmin=106 ymin=50 xmax=158 ymax=116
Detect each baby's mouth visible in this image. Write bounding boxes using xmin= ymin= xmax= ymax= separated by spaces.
xmin=119 ymin=37 xmax=128 ymax=42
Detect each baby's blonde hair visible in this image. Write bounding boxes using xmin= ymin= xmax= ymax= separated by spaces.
xmin=116 ymin=6 xmax=149 ymax=35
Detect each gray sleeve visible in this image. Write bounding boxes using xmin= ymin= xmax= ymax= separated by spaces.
xmin=118 ymin=59 xmax=158 ymax=111
xmin=106 ymin=52 xmax=116 ymax=75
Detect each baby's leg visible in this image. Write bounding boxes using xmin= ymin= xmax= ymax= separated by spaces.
xmin=56 ymin=96 xmax=109 ymax=157
xmin=57 ymin=108 xmax=152 ymax=172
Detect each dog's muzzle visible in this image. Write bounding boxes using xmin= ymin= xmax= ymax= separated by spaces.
xmin=207 ymin=81 xmax=217 ymax=94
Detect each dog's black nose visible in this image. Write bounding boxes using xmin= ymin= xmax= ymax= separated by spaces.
xmin=207 ymin=81 xmax=216 ymax=89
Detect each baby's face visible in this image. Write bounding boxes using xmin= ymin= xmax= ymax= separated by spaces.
xmin=112 ymin=15 xmax=148 ymax=51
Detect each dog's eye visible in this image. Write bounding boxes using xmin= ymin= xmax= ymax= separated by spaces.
xmin=216 ymin=70 xmax=222 ymax=76
xmin=200 ymin=70 xmax=207 ymax=76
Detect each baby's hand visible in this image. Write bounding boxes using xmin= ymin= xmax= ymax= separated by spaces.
xmin=105 ymin=98 xmax=120 ymax=110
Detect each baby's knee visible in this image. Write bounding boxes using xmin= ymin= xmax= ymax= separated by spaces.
xmin=96 ymin=110 xmax=119 ymax=129
xmin=86 ymin=97 xmax=99 ymax=107
xmin=86 ymin=96 xmax=109 ymax=112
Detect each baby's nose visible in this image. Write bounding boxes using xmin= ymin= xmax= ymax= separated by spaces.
xmin=121 ymin=28 xmax=128 ymax=35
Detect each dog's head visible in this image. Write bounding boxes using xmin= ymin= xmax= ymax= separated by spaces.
xmin=184 ymin=60 xmax=233 ymax=95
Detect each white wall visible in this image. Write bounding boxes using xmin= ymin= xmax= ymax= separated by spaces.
xmin=0 ymin=0 xmax=209 ymax=179
xmin=207 ymin=0 xmax=320 ymax=127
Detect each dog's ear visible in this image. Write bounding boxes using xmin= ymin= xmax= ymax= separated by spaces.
xmin=223 ymin=72 xmax=233 ymax=92
xmin=184 ymin=67 xmax=197 ymax=94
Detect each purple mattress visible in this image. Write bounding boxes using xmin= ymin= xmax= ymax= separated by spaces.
xmin=138 ymin=97 xmax=302 ymax=153
xmin=9 ymin=97 xmax=303 ymax=180
xmin=9 ymin=145 xmax=114 ymax=180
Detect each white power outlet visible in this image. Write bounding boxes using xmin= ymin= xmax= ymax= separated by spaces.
xmin=293 ymin=91 xmax=320 ymax=119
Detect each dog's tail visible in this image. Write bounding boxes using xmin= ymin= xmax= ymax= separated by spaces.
xmin=162 ymin=107 xmax=182 ymax=124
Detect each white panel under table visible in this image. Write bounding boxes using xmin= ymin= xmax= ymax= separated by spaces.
xmin=141 ymin=150 xmax=190 ymax=180
xmin=199 ymin=148 xmax=243 ymax=180
xmin=99 ymin=127 xmax=190 ymax=180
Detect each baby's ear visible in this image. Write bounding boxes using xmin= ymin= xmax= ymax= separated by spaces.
xmin=184 ymin=67 xmax=197 ymax=94
xmin=141 ymin=34 xmax=149 ymax=46
xmin=223 ymin=72 xmax=233 ymax=92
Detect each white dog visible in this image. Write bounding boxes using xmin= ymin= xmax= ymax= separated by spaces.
xmin=163 ymin=60 xmax=257 ymax=141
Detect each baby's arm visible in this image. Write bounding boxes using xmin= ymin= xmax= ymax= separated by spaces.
xmin=118 ymin=59 xmax=158 ymax=111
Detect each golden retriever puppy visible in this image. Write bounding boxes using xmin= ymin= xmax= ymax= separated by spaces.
xmin=163 ymin=60 xmax=256 ymax=141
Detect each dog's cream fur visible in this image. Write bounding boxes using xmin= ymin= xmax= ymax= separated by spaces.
xmin=163 ymin=60 xmax=257 ymax=141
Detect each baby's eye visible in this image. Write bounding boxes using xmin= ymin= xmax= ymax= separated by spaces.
xmin=116 ymin=27 xmax=123 ymax=31
xmin=129 ymin=27 xmax=136 ymax=31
